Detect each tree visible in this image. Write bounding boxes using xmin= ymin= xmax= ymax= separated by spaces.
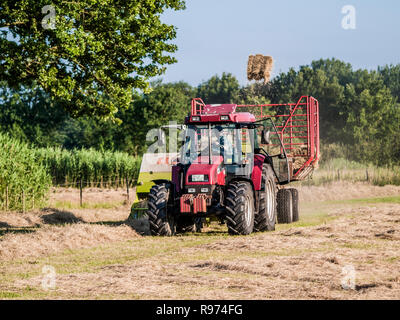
xmin=197 ymin=73 xmax=240 ymax=103
xmin=116 ymin=81 xmax=195 ymax=155
xmin=378 ymin=64 xmax=400 ymax=102
xmin=56 ymin=116 xmax=117 ymax=151
xmin=0 ymin=0 xmax=186 ymax=118
xmin=343 ymin=70 xmax=400 ymax=165
xmin=238 ymin=83 xmax=270 ymax=105
xmin=0 ymin=82 xmax=68 ymax=146
xmin=268 ymin=66 xmax=345 ymax=142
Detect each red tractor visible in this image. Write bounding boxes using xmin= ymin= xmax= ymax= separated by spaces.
xmin=147 ymin=96 xmax=319 ymax=236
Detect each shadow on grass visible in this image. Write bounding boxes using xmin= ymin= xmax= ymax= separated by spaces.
xmin=0 ymin=220 xmax=39 ymax=238
xmin=0 ymin=208 xmax=149 ymax=238
xmin=0 ymin=227 xmax=37 ymax=237
xmin=41 ymin=208 xmax=84 ymax=225
xmin=41 ymin=207 xmax=151 ymax=236
xmin=1 ymin=208 xmax=228 ymax=238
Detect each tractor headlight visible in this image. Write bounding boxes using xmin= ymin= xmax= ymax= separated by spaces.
xmin=191 ymin=116 xmax=201 ymax=121
xmin=188 ymin=188 xmax=196 ymax=193
xmin=220 ymin=115 xmax=229 ymax=121
xmin=189 ymin=174 xmax=209 ymax=182
xmin=200 ymin=188 xmax=209 ymax=193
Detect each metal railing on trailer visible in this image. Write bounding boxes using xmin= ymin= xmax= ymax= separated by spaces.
xmin=237 ymin=96 xmax=320 ymax=180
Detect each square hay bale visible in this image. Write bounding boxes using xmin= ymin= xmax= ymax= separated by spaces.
xmin=247 ymin=54 xmax=274 ymax=84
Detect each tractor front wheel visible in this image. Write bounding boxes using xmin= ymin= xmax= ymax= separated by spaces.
xmin=147 ymin=183 xmax=175 ymax=236
xmin=225 ymin=181 xmax=255 ymax=235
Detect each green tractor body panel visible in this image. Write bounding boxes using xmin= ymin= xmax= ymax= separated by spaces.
xmin=130 ymin=153 xmax=179 ymax=218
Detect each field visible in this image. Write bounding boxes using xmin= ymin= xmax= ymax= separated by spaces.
xmin=0 ymin=182 xmax=399 ymax=299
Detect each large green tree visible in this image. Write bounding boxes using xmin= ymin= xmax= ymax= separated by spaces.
xmin=265 ymin=59 xmax=400 ymax=165
xmin=379 ymin=64 xmax=400 ymax=102
xmin=0 ymin=0 xmax=185 ymax=118
xmin=269 ymin=65 xmax=345 ymax=142
xmin=0 ymin=82 xmax=68 ymax=146
xmin=343 ymin=70 xmax=400 ymax=165
xmin=119 ymin=80 xmax=194 ymax=155
xmin=197 ymin=72 xmax=240 ymax=104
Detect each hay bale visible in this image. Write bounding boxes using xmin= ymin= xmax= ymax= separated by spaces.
xmin=292 ymin=145 xmax=308 ymax=172
xmin=247 ymin=54 xmax=274 ymax=84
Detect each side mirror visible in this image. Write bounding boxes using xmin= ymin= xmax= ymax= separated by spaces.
xmin=261 ymin=130 xmax=271 ymax=144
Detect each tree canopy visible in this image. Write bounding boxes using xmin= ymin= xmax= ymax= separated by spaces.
xmin=0 ymin=0 xmax=185 ymax=118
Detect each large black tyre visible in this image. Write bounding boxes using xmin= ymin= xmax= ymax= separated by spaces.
xmin=147 ymin=184 xmax=175 ymax=236
xmin=225 ymin=181 xmax=255 ymax=235
xmin=288 ymin=188 xmax=299 ymax=222
xmin=254 ymin=164 xmax=277 ymax=232
xmin=176 ymin=216 xmax=202 ymax=233
xmin=277 ymin=189 xmax=293 ymax=224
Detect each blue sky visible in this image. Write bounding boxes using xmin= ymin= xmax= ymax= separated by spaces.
xmin=161 ymin=0 xmax=400 ymax=86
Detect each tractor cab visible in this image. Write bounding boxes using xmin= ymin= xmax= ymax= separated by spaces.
xmin=180 ymin=99 xmax=290 ymax=186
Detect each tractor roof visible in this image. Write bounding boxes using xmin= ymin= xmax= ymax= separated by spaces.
xmin=185 ymin=99 xmax=256 ymax=124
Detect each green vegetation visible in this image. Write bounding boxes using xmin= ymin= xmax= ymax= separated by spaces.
xmin=35 ymin=147 xmax=141 ymax=187
xmin=298 ymin=154 xmax=400 ymax=186
xmin=0 ymin=133 xmax=51 ymax=211
xmin=1 ymin=32 xmax=400 ymax=188
xmin=1 ymin=58 xmax=399 ymax=165
xmin=0 ymin=0 xmax=186 ymax=119
xmin=0 ymin=135 xmax=140 ymax=212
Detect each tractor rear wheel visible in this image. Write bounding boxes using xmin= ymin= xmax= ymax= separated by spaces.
xmin=277 ymin=189 xmax=293 ymax=224
xmin=225 ymin=181 xmax=255 ymax=235
xmin=288 ymin=188 xmax=299 ymax=222
xmin=254 ymin=164 xmax=277 ymax=232
xmin=147 ymin=183 xmax=175 ymax=236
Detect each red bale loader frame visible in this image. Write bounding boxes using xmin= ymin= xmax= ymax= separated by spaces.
xmin=237 ymin=95 xmax=320 ymax=181
xmin=147 ymin=96 xmax=320 ymax=236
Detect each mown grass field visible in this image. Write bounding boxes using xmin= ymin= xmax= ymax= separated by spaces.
xmin=0 ymin=183 xmax=399 ymax=299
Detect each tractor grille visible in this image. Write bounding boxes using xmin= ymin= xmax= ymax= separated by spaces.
xmin=180 ymin=194 xmax=212 ymax=214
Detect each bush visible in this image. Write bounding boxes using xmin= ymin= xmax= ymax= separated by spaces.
xmin=0 ymin=133 xmax=51 ymax=211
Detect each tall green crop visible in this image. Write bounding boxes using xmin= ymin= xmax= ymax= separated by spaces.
xmin=35 ymin=147 xmax=141 ymax=188
xmin=0 ymin=133 xmax=51 ymax=211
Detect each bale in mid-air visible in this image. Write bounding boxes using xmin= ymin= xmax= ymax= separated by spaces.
xmin=247 ymin=54 xmax=274 ymax=84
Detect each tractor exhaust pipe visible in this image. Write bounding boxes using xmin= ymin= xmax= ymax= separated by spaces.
xmin=208 ymin=122 xmax=212 ymax=164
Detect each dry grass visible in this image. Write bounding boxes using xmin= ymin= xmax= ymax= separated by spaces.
xmin=0 ymin=223 xmax=140 ymax=261
xmin=0 ymin=182 xmax=400 ymax=299
xmin=298 ymin=181 xmax=400 ymax=202
xmin=49 ymin=187 xmax=135 ymax=207
xmin=0 ymin=187 xmax=147 ymax=262
xmin=3 ymin=203 xmax=399 ymax=300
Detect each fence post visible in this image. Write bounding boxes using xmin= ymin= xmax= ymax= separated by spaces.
xmin=6 ymin=186 xmax=8 ymax=211
xmin=22 ymin=189 xmax=26 ymax=213
xmin=366 ymin=168 xmax=369 ymax=182
xmin=80 ymin=178 xmax=83 ymax=207
xmin=126 ymin=176 xmax=130 ymax=201
xmin=337 ymin=169 xmax=340 ymax=181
